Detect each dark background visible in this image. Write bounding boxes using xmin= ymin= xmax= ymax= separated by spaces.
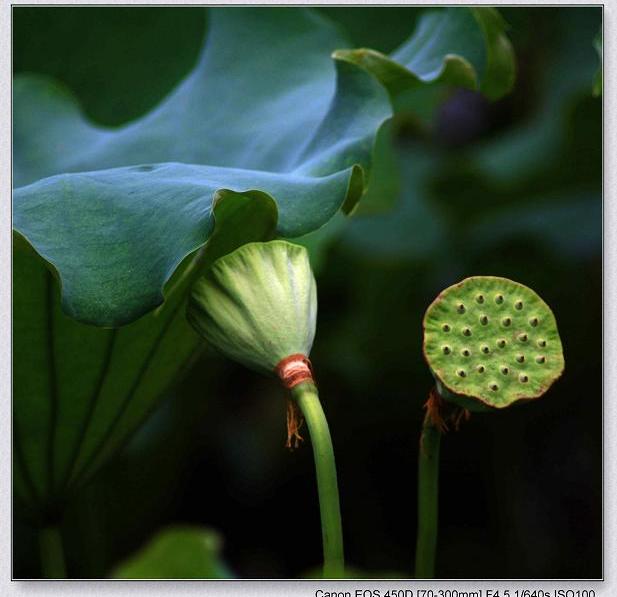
xmin=13 ymin=7 xmax=602 ymax=579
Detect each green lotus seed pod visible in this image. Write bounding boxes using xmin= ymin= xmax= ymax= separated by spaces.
xmin=187 ymin=240 xmax=317 ymax=375
xmin=423 ymin=276 xmax=564 ymax=412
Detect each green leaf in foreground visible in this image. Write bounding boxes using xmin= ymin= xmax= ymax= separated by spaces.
xmin=111 ymin=527 xmax=232 ymax=579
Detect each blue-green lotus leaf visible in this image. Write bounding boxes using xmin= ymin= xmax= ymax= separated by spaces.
xmin=14 ymin=7 xmax=514 ymax=327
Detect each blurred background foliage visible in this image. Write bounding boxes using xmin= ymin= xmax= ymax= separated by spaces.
xmin=13 ymin=6 xmax=601 ymax=578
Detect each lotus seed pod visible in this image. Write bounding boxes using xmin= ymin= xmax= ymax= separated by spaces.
xmin=187 ymin=240 xmax=317 ymax=376
xmin=423 ymin=276 xmax=564 ymax=412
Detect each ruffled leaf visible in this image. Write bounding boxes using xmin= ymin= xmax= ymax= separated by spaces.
xmin=333 ymin=8 xmax=514 ymax=102
xmin=14 ymin=7 xmax=514 ymax=327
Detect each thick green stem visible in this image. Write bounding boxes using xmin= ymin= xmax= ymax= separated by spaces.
xmin=291 ymin=381 xmax=344 ymax=578
xmin=39 ymin=525 xmax=66 ymax=578
xmin=415 ymin=413 xmax=441 ymax=579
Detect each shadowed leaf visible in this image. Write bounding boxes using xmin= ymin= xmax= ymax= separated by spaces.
xmin=111 ymin=527 xmax=232 ymax=579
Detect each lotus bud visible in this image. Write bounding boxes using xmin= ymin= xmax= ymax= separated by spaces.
xmin=187 ymin=240 xmax=317 ymax=389
xmin=187 ymin=241 xmax=344 ymax=576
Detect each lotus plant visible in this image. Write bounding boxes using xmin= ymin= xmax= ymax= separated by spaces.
xmin=416 ymin=276 xmax=565 ymax=578
xmin=187 ymin=240 xmax=344 ymax=578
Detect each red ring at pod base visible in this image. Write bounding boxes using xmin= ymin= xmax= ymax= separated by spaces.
xmin=275 ymin=354 xmax=314 ymax=389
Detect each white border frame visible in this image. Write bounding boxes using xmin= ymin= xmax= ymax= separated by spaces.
xmin=2 ymin=2 xmax=612 ymax=594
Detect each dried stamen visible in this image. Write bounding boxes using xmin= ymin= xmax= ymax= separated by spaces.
xmin=285 ymin=398 xmax=304 ymax=449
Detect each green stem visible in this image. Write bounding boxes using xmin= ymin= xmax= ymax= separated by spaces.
xmin=39 ymin=525 xmax=66 ymax=578
xmin=291 ymin=381 xmax=344 ymax=578
xmin=415 ymin=412 xmax=441 ymax=579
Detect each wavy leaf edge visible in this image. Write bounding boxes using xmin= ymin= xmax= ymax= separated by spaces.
xmin=13 ymin=7 xmax=514 ymax=328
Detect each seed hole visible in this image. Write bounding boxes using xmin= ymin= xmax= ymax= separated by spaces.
xmin=497 ymin=339 xmax=507 ymax=348
xmin=463 ymin=327 xmax=472 ymax=337
xmin=476 ymin=365 xmax=485 ymax=373
xmin=516 ymin=354 xmax=525 ymax=363
xmin=519 ymin=374 xmax=529 ymax=383
xmin=495 ymin=294 xmax=504 ymax=305
xmin=480 ymin=315 xmax=489 ymax=325
xmin=457 ymin=369 xmax=467 ymax=378
xmin=442 ymin=324 xmax=451 ymax=332
xmin=461 ymin=349 xmax=470 ymax=357
xmin=476 ymin=294 xmax=485 ymax=304
xmin=518 ymin=333 xmax=528 ymax=342
xmin=457 ymin=303 xmax=466 ymax=314
xmin=502 ymin=317 xmax=512 ymax=327
xmin=481 ymin=345 xmax=490 ymax=354
xmin=515 ymin=300 xmax=523 ymax=310
xmin=538 ymin=339 xmax=547 ymax=347
xmin=529 ymin=317 xmax=539 ymax=327
xmin=536 ymin=355 xmax=546 ymax=364
xmin=489 ymin=383 xmax=499 ymax=391
xmin=442 ymin=346 xmax=451 ymax=355
xmin=501 ymin=366 xmax=509 ymax=375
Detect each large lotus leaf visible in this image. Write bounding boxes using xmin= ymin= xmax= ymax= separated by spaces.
xmin=14 ymin=163 xmax=366 ymax=326
xmin=14 ymin=7 xmax=514 ymax=328
xmin=13 ymin=191 xmax=277 ymax=515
